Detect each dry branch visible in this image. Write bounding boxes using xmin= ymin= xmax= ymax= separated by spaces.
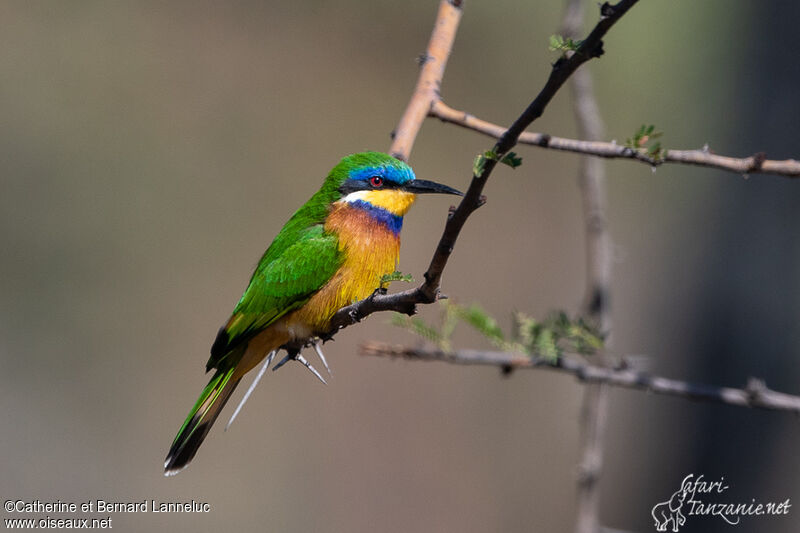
xmin=321 ymin=2 xmax=800 ymax=531
xmin=431 ymin=100 xmax=800 ymax=178
xmin=360 ymin=342 xmax=800 ymax=414
xmin=389 ymin=0 xmax=462 ymax=162
xmin=326 ymin=0 xmax=641 ymax=337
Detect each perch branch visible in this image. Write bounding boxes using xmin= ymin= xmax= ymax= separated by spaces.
xmin=326 ymin=0 xmax=641 ymax=337
xmin=431 ymin=100 xmax=800 ymax=178
xmin=359 ymin=342 xmax=800 ymax=415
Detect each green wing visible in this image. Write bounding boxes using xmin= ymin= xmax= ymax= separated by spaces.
xmin=207 ymin=224 xmax=342 ymax=371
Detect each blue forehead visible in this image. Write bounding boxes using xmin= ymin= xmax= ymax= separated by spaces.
xmin=349 ymin=164 xmax=416 ymax=184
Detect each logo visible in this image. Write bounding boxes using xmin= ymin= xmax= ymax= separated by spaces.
xmin=651 ymin=474 xmax=791 ymax=531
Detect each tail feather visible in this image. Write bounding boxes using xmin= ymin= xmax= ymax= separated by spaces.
xmin=164 ymin=367 xmax=241 ymax=475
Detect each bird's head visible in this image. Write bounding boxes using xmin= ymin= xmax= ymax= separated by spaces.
xmin=330 ymin=152 xmax=462 ymax=217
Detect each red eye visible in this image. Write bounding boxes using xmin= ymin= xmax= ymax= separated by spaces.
xmin=369 ymin=176 xmax=384 ymax=188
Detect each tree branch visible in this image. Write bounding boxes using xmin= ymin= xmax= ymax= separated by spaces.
xmin=326 ymin=0 xmax=641 ymax=338
xmin=431 ymin=100 xmax=800 ymax=178
xmin=491 ymin=0 xmax=639 ymax=158
xmin=563 ymin=1 xmax=613 ymax=531
xmin=359 ymin=342 xmax=800 ymax=414
xmin=389 ymin=0 xmax=463 ymax=162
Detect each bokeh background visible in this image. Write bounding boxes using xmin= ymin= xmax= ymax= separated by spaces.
xmin=1 ymin=1 xmax=798 ymax=532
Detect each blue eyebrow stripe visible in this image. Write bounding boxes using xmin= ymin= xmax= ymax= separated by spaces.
xmin=348 ymin=165 xmax=415 ymax=184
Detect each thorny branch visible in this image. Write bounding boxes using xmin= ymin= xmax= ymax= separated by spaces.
xmin=359 ymin=342 xmax=800 ymax=415
xmin=430 ymin=100 xmax=800 ymax=178
xmin=322 ymin=1 xmax=800 ymax=531
xmin=327 ymin=0 xmax=640 ymax=336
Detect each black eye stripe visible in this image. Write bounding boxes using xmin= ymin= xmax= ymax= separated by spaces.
xmin=339 ymin=177 xmax=401 ymax=195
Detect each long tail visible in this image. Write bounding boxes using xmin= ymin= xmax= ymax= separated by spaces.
xmin=164 ymin=367 xmax=241 ymax=476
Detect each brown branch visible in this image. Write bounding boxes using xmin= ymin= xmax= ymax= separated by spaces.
xmin=389 ymin=0 xmax=463 ymax=162
xmin=491 ymin=0 xmax=639 ymax=157
xmin=359 ymin=342 xmax=800 ymax=415
xmin=431 ymin=100 xmax=800 ymax=178
xmin=327 ymin=0 xmax=640 ymax=337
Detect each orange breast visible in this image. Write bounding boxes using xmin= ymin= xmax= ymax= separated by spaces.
xmin=286 ymin=203 xmax=401 ymax=334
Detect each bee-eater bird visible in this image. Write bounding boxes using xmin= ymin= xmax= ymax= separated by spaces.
xmin=164 ymin=151 xmax=461 ymax=475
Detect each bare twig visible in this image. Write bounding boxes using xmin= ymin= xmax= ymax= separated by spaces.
xmin=389 ymin=0 xmax=463 ymax=162
xmin=431 ymin=100 xmax=800 ymax=178
xmin=563 ymin=1 xmax=612 ymax=532
xmin=490 ymin=0 xmax=639 ymax=158
xmin=359 ymin=342 xmax=800 ymax=415
xmin=327 ymin=0 xmax=641 ymax=337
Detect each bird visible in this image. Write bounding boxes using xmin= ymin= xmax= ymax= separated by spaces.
xmin=164 ymin=151 xmax=462 ymax=475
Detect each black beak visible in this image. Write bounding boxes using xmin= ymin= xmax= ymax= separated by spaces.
xmin=403 ymin=179 xmax=463 ymax=196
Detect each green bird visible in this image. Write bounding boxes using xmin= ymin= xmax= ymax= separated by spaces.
xmin=165 ymin=151 xmax=461 ymax=475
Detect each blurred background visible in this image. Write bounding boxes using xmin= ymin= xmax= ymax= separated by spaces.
xmin=1 ymin=1 xmax=798 ymax=532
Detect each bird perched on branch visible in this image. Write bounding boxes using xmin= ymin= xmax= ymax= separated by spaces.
xmin=164 ymin=151 xmax=461 ymax=475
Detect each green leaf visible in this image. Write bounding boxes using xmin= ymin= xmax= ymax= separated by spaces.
xmin=549 ymin=34 xmax=583 ymax=52
xmin=380 ymin=271 xmax=414 ymax=285
xmin=648 ymin=142 xmax=663 ymax=160
xmin=391 ymin=314 xmax=444 ymax=346
xmin=534 ymin=328 xmax=560 ymax=362
xmin=500 ymin=152 xmax=523 ymax=168
xmin=549 ymin=34 xmax=565 ymax=51
xmin=514 ymin=312 xmax=539 ymax=347
xmin=452 ymin=304 xmax=506 ymax=347
xmin=440 ymin=301 xmax=460 ymax=343
xmin=474 ymin=150 xmax=521 ymax=175
xmin=472 ymin=154 xmax=487 ymax=176
xmin=624 ymin=124 xmax=665 ymax=157
xmin=473 ymin=150 xmax=500 ymax=177
xmin=389 ymin=302 xmax=605 ymax=363
xmin=514 ymin=310 xmax=605 ymax=360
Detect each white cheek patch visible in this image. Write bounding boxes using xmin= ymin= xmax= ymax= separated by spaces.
xmin=342 ymin=191 xmax=371 ymax=203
